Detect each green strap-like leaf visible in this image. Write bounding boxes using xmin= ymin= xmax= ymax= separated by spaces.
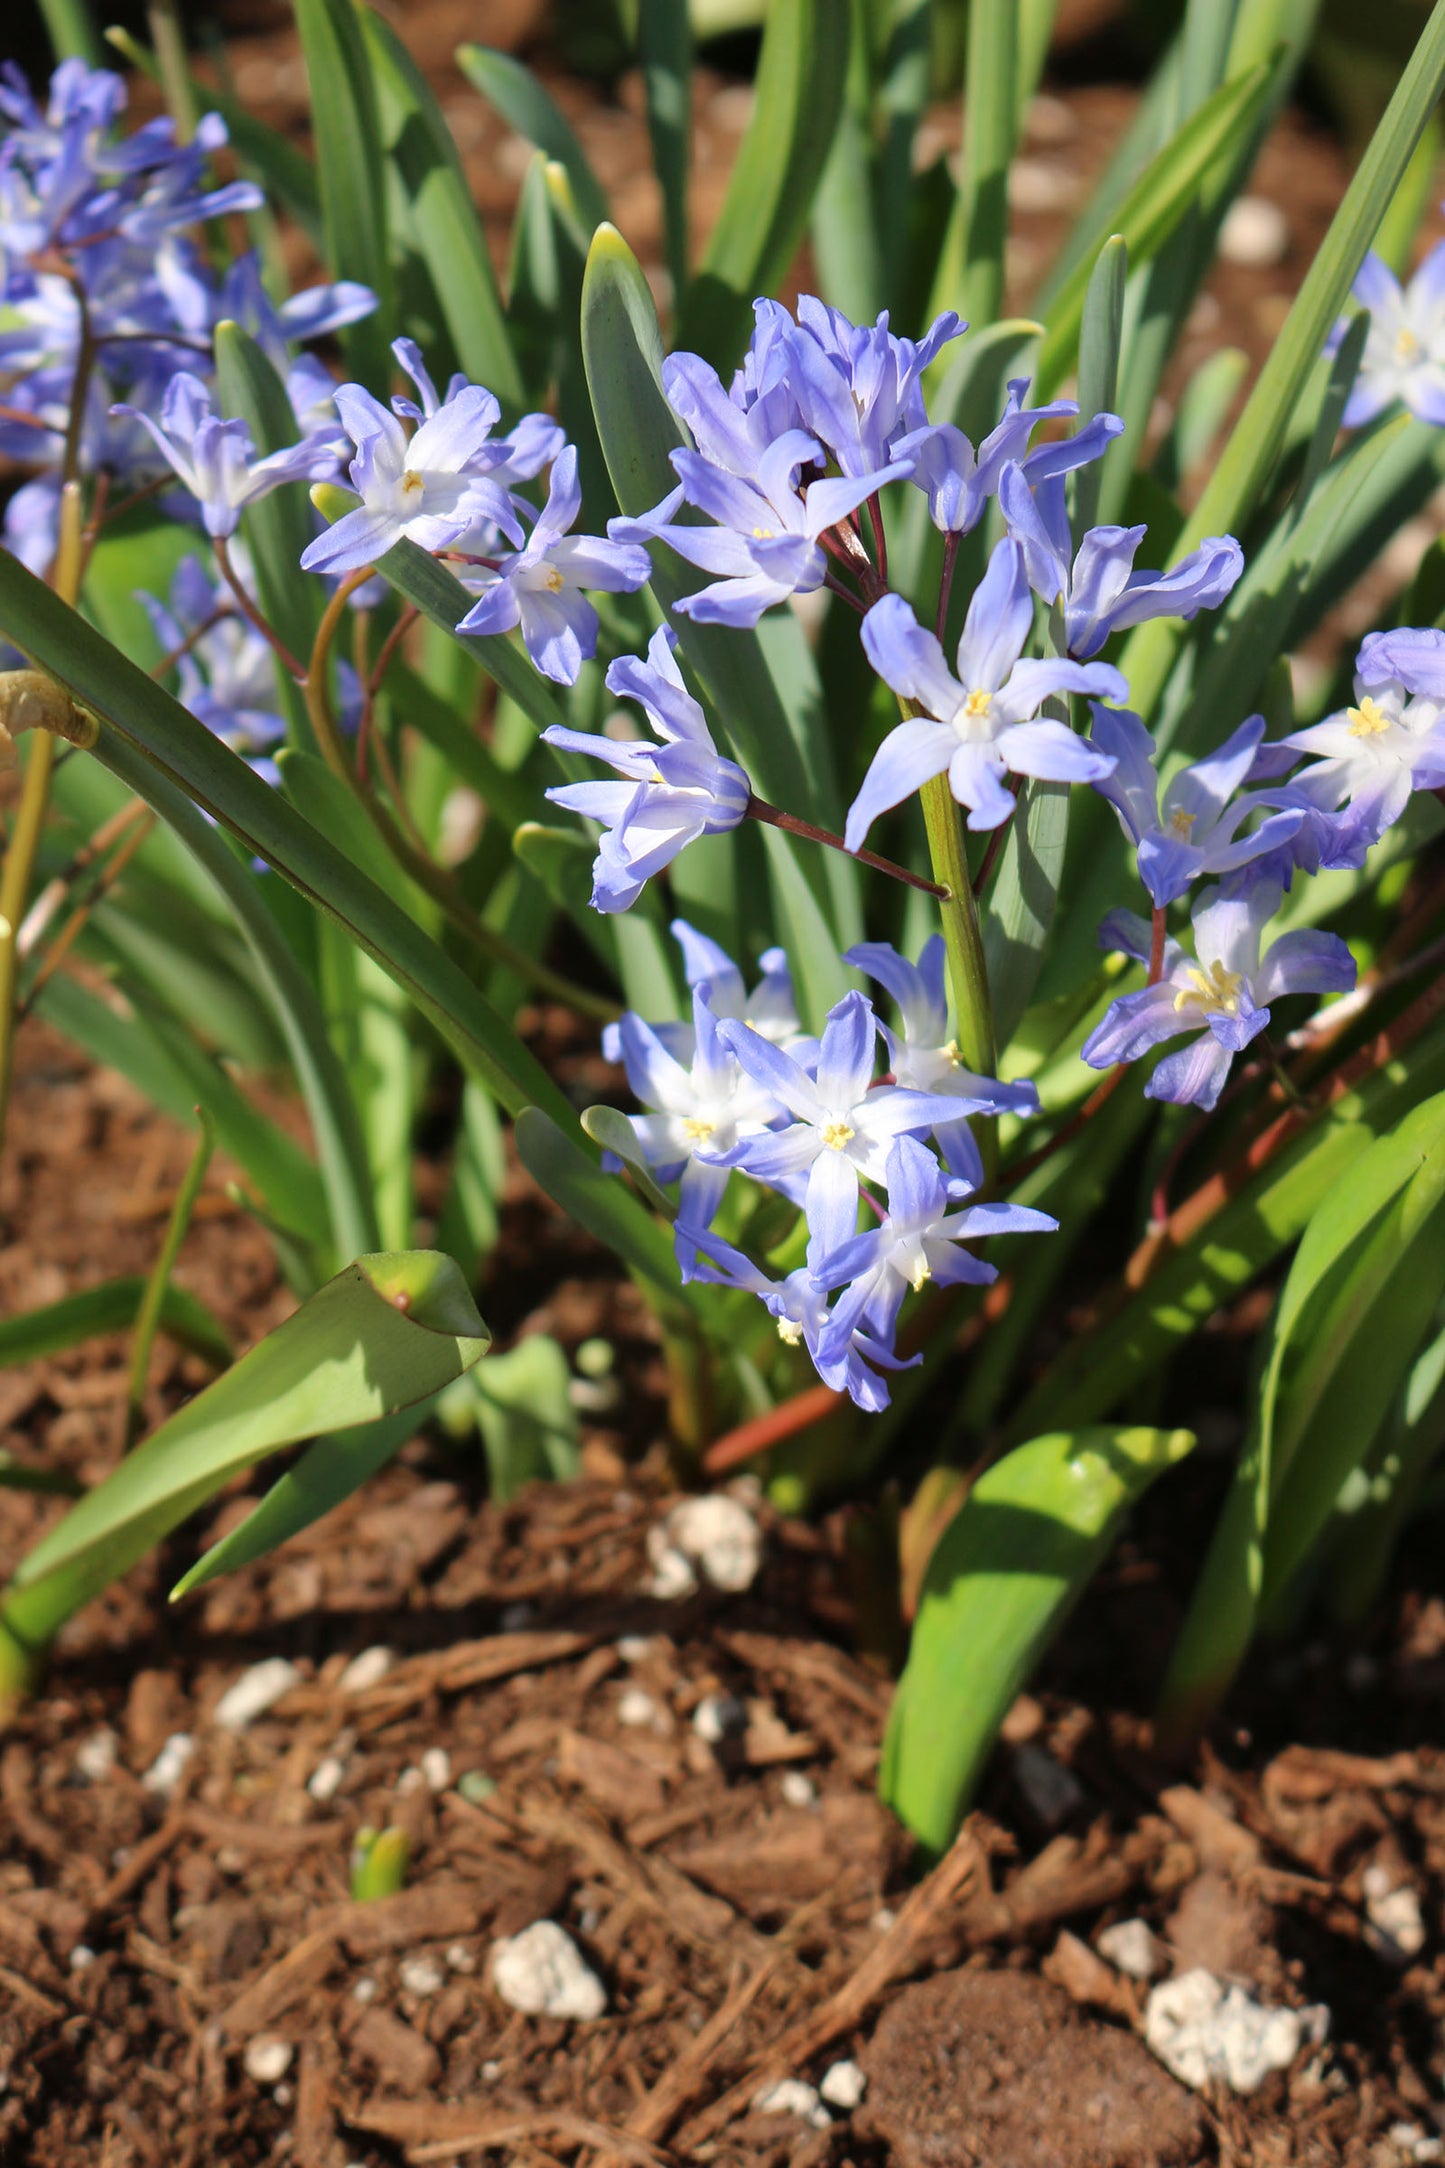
xmin=676 ymin=0 xmax=850 ymax=371
xmin=293 ymin=0 xmax=393 ymax=382
xmin=2 ymin=1255 xmax=489 ymax=1654
xmin=456 ymin=45 xmax=610 ymax=235
xmin=362 ymin=9 xmax=523 ymax=408
xmin=882 ymin=1426 xmax=1195 ymax=1855
xmin=214 ymin=321 xmax=325 ymax=687
xmin=0 ymin=1275 xmax=230 ymax=1371
xmin=638 ymin=0 xmax=693 ymax=299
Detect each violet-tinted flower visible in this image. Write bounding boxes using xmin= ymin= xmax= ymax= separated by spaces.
xmin=998 ymin=459 xmax=1242 ymax=660
xmin=815 ymin=1134 xmax=1055 ymax=1355
xmin=542 ymin=625 xmax=751 ymax=912
xmin=455 ymin=447 xmax=650 ymax=684
xmin=388 ymin=336 xmax=563 ymax=483
xmin=1330 ymin=245 xmax=1445 ymax=429
xmin=848 ymin=538 xmax=1125 ymax=842
xmin=684 ymin=1228 xmax=915 ymax=1413
xmin=113 ymin=371 xmax=336 ymax=539
xmin=844 ymin=934 xmax=1039 ymax=1181
xmin=601 ymin=919 xmax=805 ymax=1068
xmin=1081 ymin=880 xmax=1356 ymax=1110
xmin=614 ymin=428 xmax=906 ymax=628
xmin=609 ymin=985 xmax=787 ymax=1235
xmin=1274 ymin=643 xmax=1445 ymax=867
xmin=1089 ymin=705 xmax=1305 ymax=907
xmin=782 ymin=298 xmax=965 ymax=477
xmin=704 ymin=990 xmax=953 ymax=1267
xmin=299 ymin=361 xmax=521 ymax=577
xmin=140 ymin=553 xmax=285 ymax=764
xmin=895 ymin=382 xmax=1120 ymax=538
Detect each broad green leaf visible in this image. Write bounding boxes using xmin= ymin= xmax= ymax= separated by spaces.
xmin=1154 ymin=346 xmax=1249 ymax=494
xmin=0 ymin=1275 xmax=230 ymax=1372
xmin=514 ymin=1108 xmax=701 ymax=1332
xmin=293 ymin=0 xmax=392 ymax=382
xmin=928 ymin=0 xmax=1018 ymax=327
xmin=213 ymin=322 xmax=325 ymax=678
xmin=467 ymin=1335 xmax=580 ymax=1501
xmin=41 ymin=0 xmax=102 ymax=65
xmin=1036 ymin=64 xmax=1274 ymax=398
xmin=982 ymin=777 xmax=1071 ymax=1052
xmin=1326 ymin=1310 xmax=1445 ymax=1623
xmin=0 ymin=1256 xmax=489 ymax=1665
xmin=581 ymin=1104 xmax=678 ymax=1217
xmin=169 ymin=1402 xmax=430 ymax=1599
xmin=456 ymin=45 xmax=609 ymax=235
xmin=1071 ymin=235 xmax=1127 ymax=538
xmin=882 ymin=1426 xmax=1195 ymax=1855
xmin=362 ymin=9 xmax=522 ymax=408
xmin=436 ymin=1079 xmax=506 ymax=1279
xmin=638 ymin=0 xmax=693 ymax=298
xmin=1121 ymin=0 xmax=1445 ymax=719
xmin=676 ymin=0 xmax=850 ymax=370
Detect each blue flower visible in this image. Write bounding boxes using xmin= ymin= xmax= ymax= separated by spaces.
xmin=998 ymin=459 xmax=1242 ymax=659
xmin=815 ymin=1134 xmax=1055 ymax=1357
xmin=111 ymin=371 xmax=338 ymax=539
xmin=139 ymin=553 xmax=285 ymax=766
xmin=542 ymin=625 xmax=751 ymax=912
xmin=601 ymin=920 xmax=806 ymax=1068
xmin=1273 ymin=636 xmax=1445 ymax=869
xmin=847 ymin=538 xmax=1125 ymax=842
xmin=704 ymin=990 xmax=958 ymax=1268
xmin=844 ymin=934 xmax=1039 ymax=1181
xmin=660 ymin=303 xmax=807 ymax=480
xmin=781 ymin=298 xmax=965 ymax=478
xmin=683 ymin=1228 xmax=916 ymax=1413
xmin=895 ymin=383 xmax=1120 ymax=538
xmin=455 ymin=447 xmax=651 ymax=684
xmin=613 ymin=428 xmax=907 ymax=628
xmin=1089 ymin=706 xmax=1306 ymax=907
xmin=1081 ymin=880 xmax=1356 ymax=1110
xmin=1331 ymin=244 xmax=1445 ymax=428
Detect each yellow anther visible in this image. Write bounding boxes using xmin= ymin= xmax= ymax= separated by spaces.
xmin=1174 ymin=960 xmax=1244 ymax=1017
xmin=543 ymin=566 xmax=566 ymax=592
xmin=400 ymin=469 xmax=425 ymax=496
xmin=777 ymin=1316 xmax=804 ymax=1346
xmin=1395 ymin=326 xmax=1422 ymax=365
xmin=1347 ymin=696 xmax=1391 ymax=738
xmin=941 ymin=1038 xmax=962 ymax=1067
xmin=751 ymin=525 xmax=775 ymax=540
xmin=1168 ymin=807 xmax=1197 ymax=838
xmin=821 ymin=1119 xmax=855 ymax=1151
xmin=963 ymin=688 xmax=993 ymax=721
xmin=682 ymin=1115 xmax=716 ymax=1142
xmin=908 ymin=1254 xmax=932 ymax=1291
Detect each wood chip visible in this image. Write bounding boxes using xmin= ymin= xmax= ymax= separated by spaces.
xmin=350 ymin=2099 xmax=670 ymax=2165
xmin=1041 ymin=1929 xmax=1136 ymax=2019
xmin=1159 ymin=1784 xmax=1262 ymax=1873
xmin=349 ymin=2006 xmax=442 ymax=2093
xmin=216 ymin=1927 xmax=338 ymax=2041
xmin=184 ymin=1807 xmax=348 ymax=1854
xmin=557 ymin=1729 xmax=668 ymax=1819
xmin=334 ymin=1880 xmax=489 ymax=1957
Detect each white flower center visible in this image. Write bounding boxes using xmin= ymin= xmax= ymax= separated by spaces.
xmin=1395 ymin=326 xmax=1423 ymax=366
xmin=400 ymin=469 xmax=426 ymax=498
xmin=1174 ymin=960 xmax=1244 ymax=1017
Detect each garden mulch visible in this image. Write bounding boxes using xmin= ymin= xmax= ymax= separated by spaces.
xmin=4 ymin=1022 xmax=1445 ymax=2167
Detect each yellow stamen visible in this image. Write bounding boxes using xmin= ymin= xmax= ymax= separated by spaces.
xmin=821 ymin=1119 xmax=855 ymax=1151
xmin=1174 ymin=960 xmax=1244 ymax=1017
xmin=401 ymin=469 xmax=425 ymax=497
xmin=1395 ymin=326 xmax=1422 ymax=365
xmin=751 ymin=525 xmax=775 ymax=540
xmin=682 ymin=1116 xmax=715 ymax=1142
xmin=777 ymin=1316 xmax=804 ymax=1346
xmin=963 ymin=689 xmax=993 ymax=721
xmin=941 ymin=1038 xmax=962 ymax=1067
xmin=543 ymin=566 xmax=566 ymax=592
xmin=1168 ymin=807 xmax=1197 ymax=838
xmin=1347 ymin=696 xmax=1391 ymax=738
xmin=908 ymin=1255 xmax=932 ymax=1291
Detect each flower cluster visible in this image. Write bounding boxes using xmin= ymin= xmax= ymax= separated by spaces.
xmin=603 ymin=923 xmax=1053 ymax=1409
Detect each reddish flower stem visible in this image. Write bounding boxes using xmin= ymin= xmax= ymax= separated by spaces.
xmin=746 ymin=793 xmax=948 ymax=899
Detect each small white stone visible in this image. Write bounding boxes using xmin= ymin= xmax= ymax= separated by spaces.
xmin=660 ymin=1495 xmax=762 ymax=1593
xmin=1389 ymin=2123 xmax=1445 ymax=2162
xmin=780 ymin=1772 xmax=817 ymax=1808
xmin=1218 ymin=196 xmax=1290 ymax=268
xmin=1362 ymin=1865 xmax=1426 ymax=1962
xmin=338 ymin=1646 xmax=395 ymax=1694
xmin=480 ymin=2060 xmax=502 ymax=2082
xmin=617 ymin=1685 xmax=660 ymax=1729
xmin=272 ymin=2083 xmax=293 ymax=2108
xmin=819 ymin=2060 xmax=867 ymax=2111
xmin=352 ymin=1977 xmax=378 ymax=2004
xmin=491 ymin=1921 xmax=607 ymax=2022
xmin=615 ymin=1635 xmax=653 ymax=1663
xmin=692 ymin=1692 xmax=747 ymax=1745
xmin=871 ymin=1908 xmax=896 ymax=1932
xmin=644 ymin=1529 xmax=698 ymax=1601
xmin=420 ymin=1747 xmax=451 ymax=1794
xmin=753 ymin=2078 xmax=830 ymax=2129
xmin=446 ymin=1942 xmax=477 ymax=1975
xmin=399 ymin=1956 xmax=445 ymax=1997
xmin=69 ymin=1944 xmax=96 ymax=1972
xmin=142 ymin=1732 xmax=195 ymax=1796
xmin=1144 ymin=1969 xmax=1329 ymax=2094
xmin=307 ymin=1755 xmax=347 ymax=1804
xmin=500 ymin=1601 xmax=534 ymax=1632
xmin=74 ymin=1727 xmax=118 ymax=1783
xmin=1012 ymin=1741 xmax=1083 ymax=1829
xmin=243 ymin=2035 xmax=293 ymax=2085
xmin=212 ymin=1658 xmax=301 ymax=1733
xmin=1097 ymin=1918 xmax=1166 ymax=1981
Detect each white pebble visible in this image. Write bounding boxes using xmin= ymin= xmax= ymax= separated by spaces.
xmin=243 ymin=2035 xmax=293 ymax=2085
xmin=420 ymin=1747 xmax=452 ymax=1794
xmin=213 ymin=1658 xmax=301 ymax=1733
xmin=69 ymin=1944 xmax=95 ymax=1972
xmin=819 ymin=2059 xmax=867 ymax=2110
xmin=780 ymin=1771 xmax=817 ymax=1808
xmin=338 ymin=1645 xmax=395 ymax=1693
xmin=399 ymin=1956 xmax=445 ymax=1997
xmin=1363 ymin=1865 xmax=1426 ymax=1962
xmin=142 ymin=1732 xmax=195 ymax=1796
xmin=352 ymin=1977 xmax=378 ymax=2004
xmin=446 ymin=1942 xmax=477 ymax=1974
xmin=272 ymin=2083 xmax=292 ymax=2108
xmin=644 ymin=1529 xmax=698 ymax=1600
xmin=1097 ymin=1918 xmax=1166 ymax=1981
xmin=1012 ymin=1741 xmax=1083 ymax=1829
xmin=692 ymin=1692 xmax=747 ymax=1745
xmin=1144 ymin=1970 xmax=1329 ymax=2093
xmin=491 ymin=1921 xmax=607 ymax=2022
xmin=480 ymin=2060 xmax=502 ymax=2082
xmin=307 ymin=1755 xmax=347 ymax=1804
xmin=615 ymin=1635 xmax=653 ymax=1663
xmin=74 ymin=1728 xmax=119 ymax=1783
xmin=753 ymin=2078 xmax=830 ymax=2129
xmin=660 ymin=1495 xmax=762 ymax=1593
xmin=617 ymin=1685 xmax=660 ymax=1729
xmin=871 ymin=1908 xmax=896 ymax=1932
xmin=1218 ymin=196 xmax=1290 ymax=268
xmin=1390 ymin=2123 xmax=1445 ymax=2162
